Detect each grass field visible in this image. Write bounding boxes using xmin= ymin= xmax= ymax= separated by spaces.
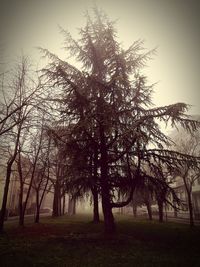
xmin=0 ymin=213 xmax=200 ymax=267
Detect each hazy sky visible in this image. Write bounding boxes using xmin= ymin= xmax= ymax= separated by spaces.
xmin=0 ymin=0 xmax=200 ymax=114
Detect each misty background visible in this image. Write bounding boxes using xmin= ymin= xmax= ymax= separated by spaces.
xmin=0 ymin=0 xmax=200 ymax=114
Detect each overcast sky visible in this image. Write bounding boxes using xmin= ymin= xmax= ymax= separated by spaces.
xmin=0 ymin=0 xmax=200 ymax=114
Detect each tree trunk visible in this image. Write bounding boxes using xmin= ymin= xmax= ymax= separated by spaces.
xmin=132 ymin=201 xmax=137 ymax=217
xmin=19 ymin=212 xmax=25 ymax=226
xmin=35 ymin=190 xmax=40 ymax=223
xmin=72 ymin=197 xmax=76 ymax=215
xmin=187 ymin=193 xmax=194 ymax=227
xmin=62 ymin=194 xmax=65 ymax=215
xmin=58 ymin=193 xmax=61 ymax=216
xmin=133 ymin=206 xmax=137 ymax=217
xmin=53 ymin=185 xmax=60 ymax=217
xmin=100 ymin=164 xmax=115 ymax=234
xmin=92 ymin=186 xmax=100 ymax=223
xmin=19 ymin=206 xmax=24 ymax=226
xmin=68 ymin=195 xmax=76 ymax=215
xmin=18 ymin=182 xmax=24 ymax=226
xmin=158 ymin=201 xmax=164 ymax=223
xmin=146 ymin=202 xmax=152 ymax=221
xmin=53 ymin=179 xmax=62 ymax=217
xmin=0 ymin=164 xmax=12 ymax=232
xmin=102 ymin=198 xmax=115 ymax=234
xmin=19 ymin=206 xmax=26 ymax=226
xmin=19 ymin=202 xmax=24 ymax=226
xmin=174 ymin=202 xmax=178 ymax=218
xmin=91 ymin=143 xmax=100 ymax=223
xmin=36 ymin=164 xmax=51 ymax=221
xmin=99 ymin=120 xmax=116 ymax=235
xmin=183 ymin=176 xmax=195 ymax=227
xmin=101 ymin=175 xmax=115 ymax=234
xmin=68 ymin=195 xmax=72 ymax=215
xmin=35 ymin=210 xmax=40 ymax=224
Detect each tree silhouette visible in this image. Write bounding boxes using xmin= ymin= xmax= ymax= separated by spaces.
xmin=0 ymin=56 xmax=44 ymax=232
xmin=41 ymin=8 xmax=200 ymax=234
xmin=170 ymin=122 xmax=200 ymax=227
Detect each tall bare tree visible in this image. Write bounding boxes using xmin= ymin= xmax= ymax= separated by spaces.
xmin=171 ymin=126 xmax=200 ymax=227
xmin=0 ymin=56 xmax=43 ymax=232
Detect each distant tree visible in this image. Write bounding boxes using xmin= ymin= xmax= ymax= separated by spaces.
xmin=0 ymin=57 xmax=43 ymax=232
xmin=0 ymin=58 xmax=40 ymax=136
xmin=16 ymin=119 xmax=52 ymax=225
xmin=40 ymin=8 xmax=200 ymax=234
xmin=46 ymin=128 xmax=69 ymax=217
xmin=153 ymin=170 xmax=170 ymax=223
xmin=65 ymin=128 xmax=100 ymax=222
xmin=171 ymin=125 xmax=200 ymax=227
xmin=127 ymin=189 xmax=144 ymax=218
xmin=48 ymin=123 xmax=100 ymax=221
xmin=141 ymin=186 xmax=153 ymax=221
xmin=32 ymin=131 xmax=52 ymax=223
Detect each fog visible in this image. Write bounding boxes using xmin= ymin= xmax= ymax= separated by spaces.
xmin=1 ymin=0 xmax=200 ymax=114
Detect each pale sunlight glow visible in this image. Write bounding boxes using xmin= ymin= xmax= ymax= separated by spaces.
xmin=1 ymin=0 xmax=200 ymax=114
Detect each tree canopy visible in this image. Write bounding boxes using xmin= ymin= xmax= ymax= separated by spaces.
xmin=40 ymin=8 xmax=200 ymax=234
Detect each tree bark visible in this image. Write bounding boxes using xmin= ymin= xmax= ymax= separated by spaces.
xmin=91 ymin=144 xmax=100 ymax=223
xmin=101 ymin=166 xmax=115 ymax=234
xmin=62 ymin=194 xmax=66 ymax=215
xmin=146 ymin=201 xmax=152 ymax=221
xmin=102 ymin=196 xmax=115 ymax=234
xmin=0 ymin=164 xmax=12 ymax=232
xmin=18 ymin=185 xmax=24 ymax=226
xmin=0 ymin=120 xmax=22 ymax=232
xmin=72 ymin=197 xmax=76 ymax=215
xmin=92 ymin=186 xmax=100 ymax=223
xmin=53 ymin=183 xmax=61 ymax=217
xmin=187 ymin=193 xmax=194 ymax=227
xmin=158 ymin=201 xmax=164 ymax=223
xmin=133 ymin=204 xmax=137 ymax=217
xmin=183 ymin=176 xmax=195 ymax=227
xmin=34 ymin=135 xmax=51 ymax=223
xmin=35 ymin=210 xmax=40 ymax=224
xmin=17 ymin=155 xmax=25 ymax=226
xmin=68 ymin=195 xmax=76 ymax=215
xmin=99 ymin=122 xmax=115 ymax=234
xmin=35 ymin=189 xmax=40 ymax=223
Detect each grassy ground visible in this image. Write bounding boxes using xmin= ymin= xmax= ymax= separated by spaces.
xmin=0 ymin=213 xmax=200 ymax=267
